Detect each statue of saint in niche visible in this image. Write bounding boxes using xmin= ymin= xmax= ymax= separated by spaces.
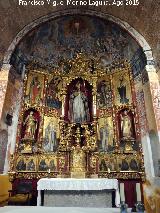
xmin=29 ymin=76 xmax=41 ymax=104
xmin=117 ymin=76 xmax=129 ymax=104
xmin=120 ymin=110 xmax=132 ymax=139
xmin=69 ymin=81 xmax=90 ymax=123
xmin=23 ymin=111 xmax=37 ymax=140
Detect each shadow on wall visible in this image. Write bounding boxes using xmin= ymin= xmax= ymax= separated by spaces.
xmin=0 ymin=130 xmax=8 ymax=173
xmin=149 ymin=130 xmax=160 ymax=177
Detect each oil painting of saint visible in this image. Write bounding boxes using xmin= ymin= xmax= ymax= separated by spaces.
xmin=112 ymin=72 xmax=132 ymax=106
xmin=16 ymin=158 xmax=26 ymax=171
xmin=46 ymin=76 xmax=62 ymax=109
xmin=43 ymin=116 xmax=59 ymax=152
xmin=97 ymin=80 xmax=112 ymax=109
xmin=39 ymin=159 xmax=48 ymax=171
xmin=98 ymin=117 xmax=114 ymax=152
xmin=117 ymin=76 xmax=129 ymax=104
xmin=49 ymin=159 xmax=56 ymax=171
xmin=43 ymin=123 xmax=57 ymax=152
xmin=27 ymin=159 xmax=35 ymax=171
xmin=100 ymin=124 xmax=109 ymax=152
xmin=29 ymin=76 xmax=41 ymax=104
xmin=69 ymin=81 xmax=90 ymax=123
xmin=25 ymin=72 xmax=44 ymax=105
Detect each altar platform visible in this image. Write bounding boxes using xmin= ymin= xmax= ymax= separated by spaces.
xmin=0 ymin=206 xmax=138 ymax=213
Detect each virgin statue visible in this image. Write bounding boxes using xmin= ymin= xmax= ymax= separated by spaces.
xmin=23 ymin=111 xmax=37 ymax=140
xmin=69 ymin=82 xmax=90 ymax=123
xmin=120 ymin=110 xmax=132 ymax=139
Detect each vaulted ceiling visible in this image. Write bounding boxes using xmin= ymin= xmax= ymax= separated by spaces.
xmin=0 ymin=0 xmax=159 ymax=69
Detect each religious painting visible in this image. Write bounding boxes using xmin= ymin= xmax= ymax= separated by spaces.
xmin=26 ymin=156 xmax=37 ymax=172
xmin=46 ymin=76 xmax=62 ymax=109
xmin=24 ymin=71 xmax=45 ymax=106
xmin=13 ymin=15 xmax=139 ymax=72
xmin=58 ymin=155 xmax=69 ymax=173
xmin=65 ymin=78 xmax=92 ymax=123
xmin=43 ymin=116 xmax=60 ymax=152
xmin=98 ymin=117 xmax=114 ymax=152
xmin=38 ymin=155 xmax=57 ymax=172
xmin=112 ymin=71 xmax=132 ymax=106
xmin=129 ymin=158 xmax=139 ymax=171
xmin=16 ymin=155 xmax=27 ymax=171
xmin=118 ymin=156 xmax=130 ymax=171
xmin=97 ymin=78 xmax=112 ymax=109
xmin=99 ymin=155 xmax=117 ymax=172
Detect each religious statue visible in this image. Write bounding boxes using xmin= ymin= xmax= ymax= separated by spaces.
xmin=120 ymin=110 xmax=132 ymax=139
xmin=117 ymin=76 xmax=129 ymax=104
xmin=23 ymin=111 xmax=37 ymax=140
xmin=29 ymin=76 xmax=41 ymax=104
xmin=69 ymin=81 xmax=90 ymax=123
xmin=44 ymin=123 xmax=57 ymax=152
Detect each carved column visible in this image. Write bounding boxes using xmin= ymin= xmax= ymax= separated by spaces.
xmin=92 ymin=77 xmax=98 ymax=118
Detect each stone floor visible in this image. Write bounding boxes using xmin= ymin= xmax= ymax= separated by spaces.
xmin=0 ymin=206 xmax=139 ymax=213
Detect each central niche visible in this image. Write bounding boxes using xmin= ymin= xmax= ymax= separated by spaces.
xmin=65 ymin=78 xmax=93 ymax=124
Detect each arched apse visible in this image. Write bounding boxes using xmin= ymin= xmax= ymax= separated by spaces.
xmin=0 ymin=9 xmax=158 ymax=179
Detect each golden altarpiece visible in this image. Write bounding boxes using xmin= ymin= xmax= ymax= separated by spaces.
xmin=9 ymin=54 xmax=145 ymax=181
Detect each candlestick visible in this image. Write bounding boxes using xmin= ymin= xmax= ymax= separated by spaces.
xmin=120 ymin=201 xmax=128 ymax=213
xmin=136 ymin=183 xmax=141 ymax=202
xmin=120 ymin=183 xmax=125 ymax=202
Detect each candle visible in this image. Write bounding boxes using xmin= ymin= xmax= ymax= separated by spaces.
xmin=48 ymin=169 xmax=50 ymax=174
xmin=93 ymin=104 xmax=96 ymax=116
xmin=136 ymin=183 xmax=141 ymax=202
xmin=120 ymin=183 xmax=125 ymax=202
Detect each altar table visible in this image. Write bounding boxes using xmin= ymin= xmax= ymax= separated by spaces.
xmin=37 ymin=178 xmax=120 ymax=207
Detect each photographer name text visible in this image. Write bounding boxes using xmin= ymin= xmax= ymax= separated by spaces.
xmin=19 ymin=0 xmax=140 ymax=7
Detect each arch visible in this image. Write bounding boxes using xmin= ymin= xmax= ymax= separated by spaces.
xmin=1 ymin=9 xmax=157 ymax=179
xmin=2 ymin=8 xmax=153 ymax=65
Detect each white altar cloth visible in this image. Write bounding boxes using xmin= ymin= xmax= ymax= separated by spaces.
xmin=37 ymin=178 xmax=120 ymax=207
